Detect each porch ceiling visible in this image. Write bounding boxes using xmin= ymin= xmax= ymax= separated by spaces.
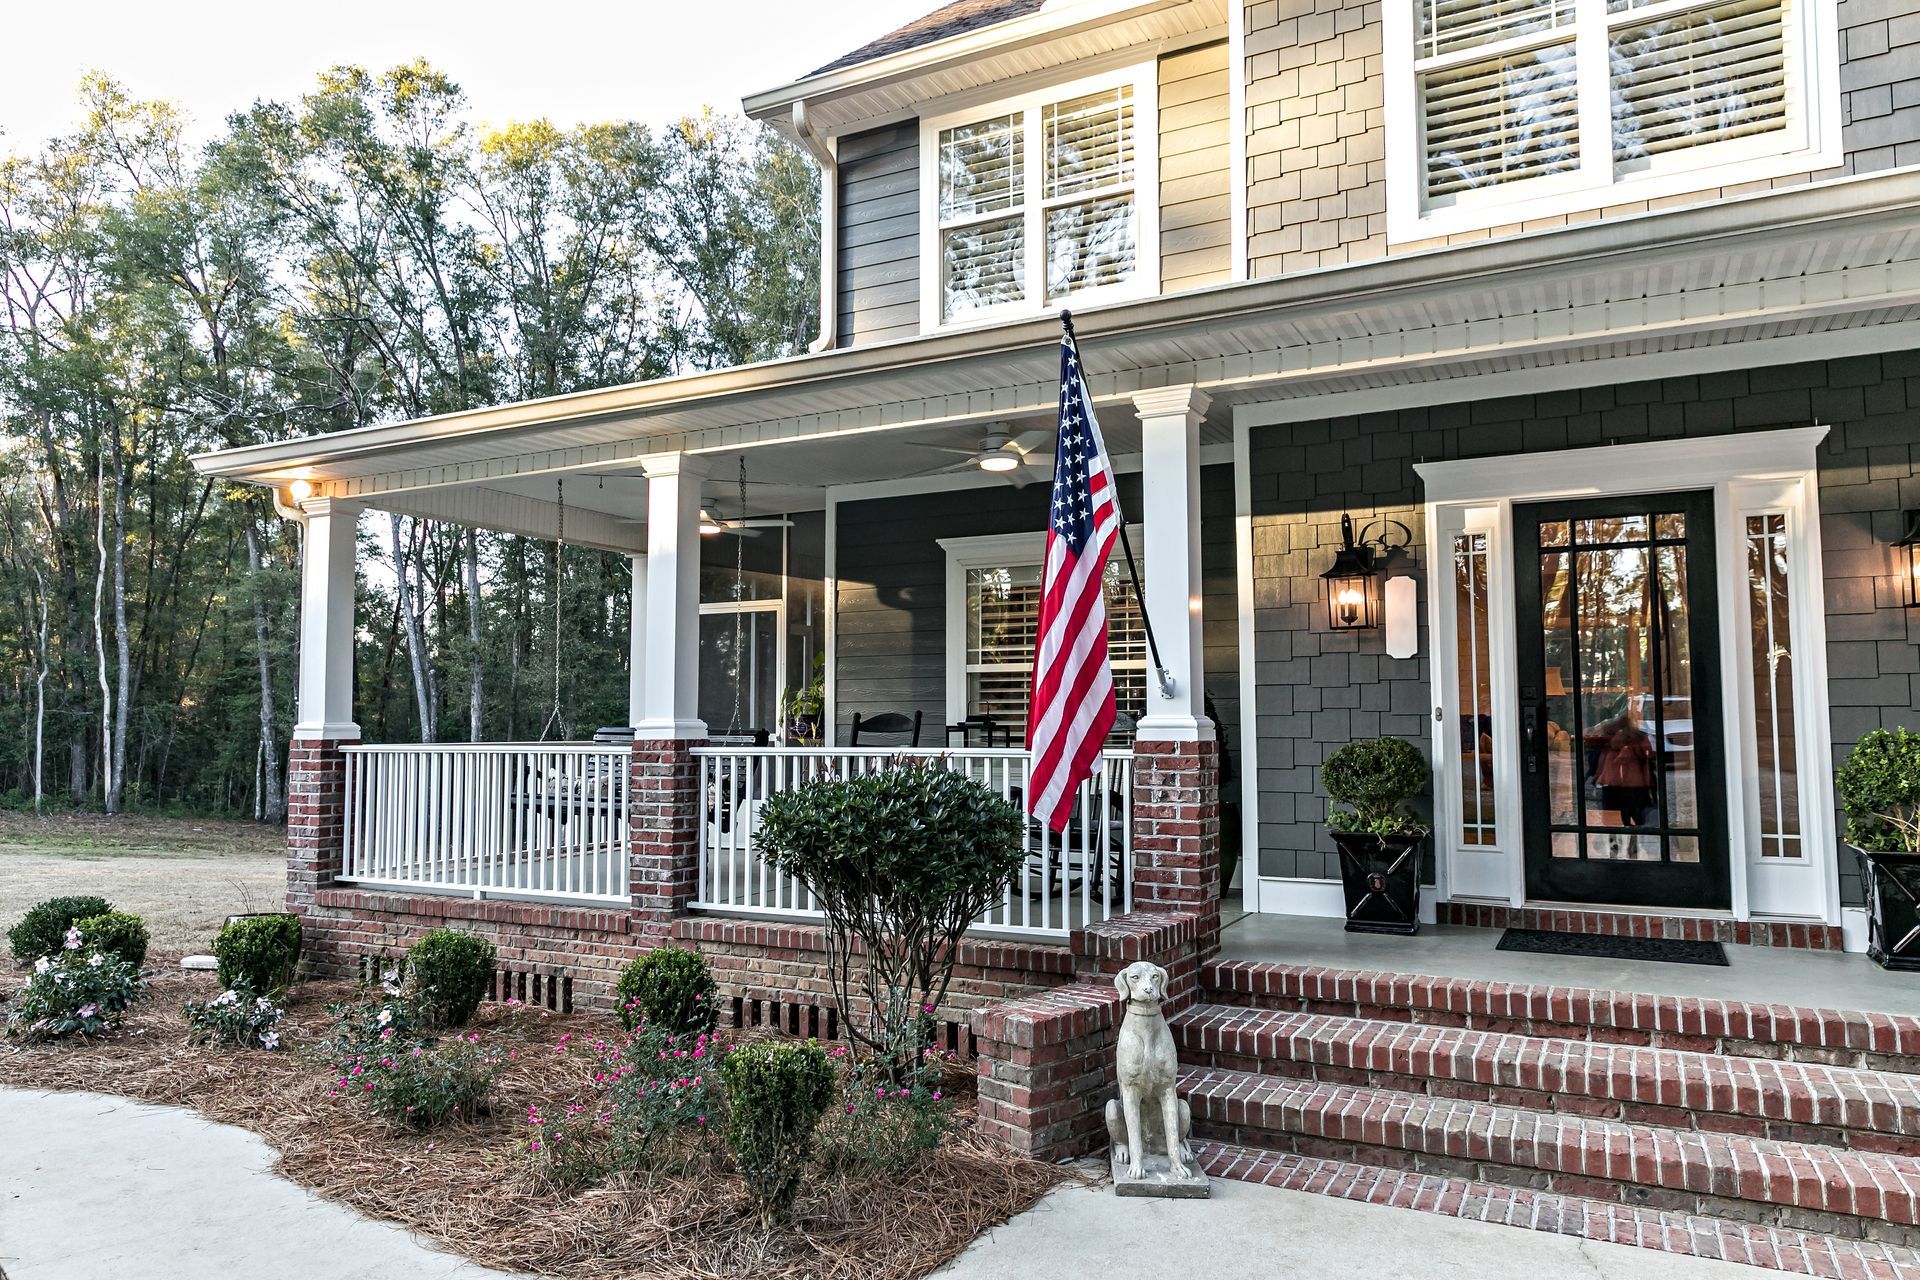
xmin=194 ymin=167 xmax=1920 ymax=535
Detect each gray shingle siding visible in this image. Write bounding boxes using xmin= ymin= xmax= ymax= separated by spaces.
xmin=836 ymin=124 xmax=921 ymax=349
xmin=1840 ymin=0 xmax=1920 ymax=172
xmin=1246 ymin=352 xmax=1920 ymax=907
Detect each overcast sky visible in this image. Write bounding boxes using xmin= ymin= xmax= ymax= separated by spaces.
xmin=1 ymin=0 xmax=937 ymax=151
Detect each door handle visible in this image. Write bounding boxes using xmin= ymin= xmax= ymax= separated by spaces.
xmin=1522 ymin=705 xmax=1542 ymax=774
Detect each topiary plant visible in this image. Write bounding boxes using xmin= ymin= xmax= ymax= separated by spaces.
xmin=1321 ymin=737 xmax=1431 ymax=837
xmin=1837 ymin=727 xmax=1920 ymax=854
xmin=754 ymin=762 xmax=1025 ymax=1074
xmin=615 ymin=945 xmax=719 ymax=1034
xmin=407 ymin=929 xmax=496 ymax=1029
xmin=8 ymin=895 xmax=114 ymax=966
xmin=212 ymin=914 xmax=303 ymax=995
xmin=719 ymin=1038 xmax=836 ymax=1227
xmin=74 ymin=910 xmax=149 ymax=970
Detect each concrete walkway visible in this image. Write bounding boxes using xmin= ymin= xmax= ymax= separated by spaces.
xmin=0 ymin=1087 xmax=521 ymax=1280
xmin=0 ymin=1085 xmax=1772 ymax=1280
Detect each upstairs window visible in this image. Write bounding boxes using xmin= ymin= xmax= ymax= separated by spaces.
xmin=924 ymin=68 xmax=1159 ymax=328
xmin=1388 ymin=0 xmax=1837 ymax=240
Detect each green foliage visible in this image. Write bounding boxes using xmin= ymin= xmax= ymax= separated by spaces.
xmin=754 ymin=764 xmax=1025 ymax=1070
xmin=319 ymin=994 xmax=430 ymax=1069
xmin=1322 ymin=738 xmax=1432 ymax=837
xmin=212 ymin=915 xmax=302 ymax=995
xmin=816 ymin=1044 xmax=959 ymax=1177
xmin=1838 ymin=728 xmax=1920 ymax=853
xmin=615 ymin=946 xmax=719 ymax=1035
xmin=74 ymin=911 xmax=149 ymax=970
xmin=528 ymin=1023 xmax=725 ymax=1188
xmin=407 ymin=930 xmax=496 ymax=1029
xmin=185 ymin=988 xmax=287 ymax=1050
xmin=335 ymin=1031 xmax=508 ymax=1131
xmin=719 ymin=1039 xmax=836 ymax=1227
xmin=9 ymin=896 xmax=114 ymax=965
xmin=6 ymin=948 xmax=145 ymax=1041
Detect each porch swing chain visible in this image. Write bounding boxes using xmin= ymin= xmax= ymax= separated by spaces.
xmin=540 ymin=478 xmax=565 ymax=743
xmin=727 ymin=457 xmax=746 ymax=737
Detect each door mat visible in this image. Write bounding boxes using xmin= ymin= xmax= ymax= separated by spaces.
xmin=1495 ymin=927 xmax=1729 ymax=967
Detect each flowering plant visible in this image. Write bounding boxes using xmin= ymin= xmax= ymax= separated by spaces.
xmin=816 ymin=1040 xmax=959 ymax=1175
xmin=319 ymin=985 xmax=429 ymax=1069
xmin=5 ymin=934 xmax=144 ymax=1042
xmin=528 ymin=1022 xmax=728 ymax=1187
xmin=185 ymin=987 xmax=286 ymax=1050
xmin=331 ymin=1030 xmax=508 ymax=1131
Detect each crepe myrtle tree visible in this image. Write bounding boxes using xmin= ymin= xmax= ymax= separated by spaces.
xmin=754 ymin=762 xmax=1025 ymax=1075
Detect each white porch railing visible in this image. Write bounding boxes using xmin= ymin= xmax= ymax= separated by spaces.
xmin=691 ymin=746 xmax=1134 ymax=940
xmin=341 ymin=743 xmax=630 ymax=905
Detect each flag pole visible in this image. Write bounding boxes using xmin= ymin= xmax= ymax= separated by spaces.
xmin=1060 ymin=310 xmax=1175 ymax=700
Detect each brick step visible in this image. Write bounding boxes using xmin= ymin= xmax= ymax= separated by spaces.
xmin=1195 ymin=1140 xmax=1920 ymax=1280
xmin=1173 ymin=1003 xmax=1920 ymax=1152
xmin=1180 ymin=1066 xmax=1920 ymax=1244
xmin=1204 ymin=959 xmax=1920 ymax=1072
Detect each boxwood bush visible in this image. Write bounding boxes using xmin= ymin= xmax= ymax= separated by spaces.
xmin=9 ymin=895 xmax=114 ymax=966
xmin=614 ymin=945 xmax=719 ymax=1034
xmin=720 ymin=1038 xmax=836 ymax=1226
xmin=407 ymin=930 xmax=496 ymax=1029
xmin=75 ymin=911 xmax=149 ymax=970
xmin=1837 ymin=727 xmax=1920 ymax=853
xmin=1322 ymin=737 xmax=1431 ymax=837
xmin=213 ymin=915 xmax=303 ymax=995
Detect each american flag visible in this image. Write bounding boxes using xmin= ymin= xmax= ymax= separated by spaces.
xmin=1026 ymin=332 xmax=1120 ymax=832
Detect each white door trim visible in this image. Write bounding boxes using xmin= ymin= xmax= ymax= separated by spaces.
xmin=1416 ymin=426 xmax=1838 ymax=926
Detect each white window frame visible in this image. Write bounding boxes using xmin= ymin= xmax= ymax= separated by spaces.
xmin=918 ymin=63 xmax=1162 ymax=333
xmin=939 ymin=528 xmax=1145 ymax=727
xmin=1382 ymin=0 xmax=1843 ymax=243
xmin=1415 ymin=427 xmax=1838 ymax=926
xmin=697 ymin=598 xmax=787 ymax=737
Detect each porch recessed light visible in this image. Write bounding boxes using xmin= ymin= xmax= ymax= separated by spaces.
xmin=287 ymin=478 xmax=313 ymax=503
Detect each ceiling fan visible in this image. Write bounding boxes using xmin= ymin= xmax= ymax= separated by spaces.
xmin=698 ymin=509 xmax=792 ymax=538
xmin=905 ymin=428 xmax=1054 ymax=487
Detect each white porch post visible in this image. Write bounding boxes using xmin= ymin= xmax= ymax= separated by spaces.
xmin=635 ymin=453 xmax=708 ymax=739
xmin=628 ymin=552 xmax=648 ymax=729
xmin=294 ymin=496 xmax=362 ymax=740
xmin=1131 ymin=385 xmax=1212 ymax=741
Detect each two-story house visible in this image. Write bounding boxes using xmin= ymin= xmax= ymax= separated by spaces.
xmin=197 ymin=0 xmax=1920 ymax=1261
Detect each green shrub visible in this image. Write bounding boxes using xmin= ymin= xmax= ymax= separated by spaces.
xmin=336 ymin=1032 xmax=507 ymax=1131
xmin=1321 ymin=737 xmax=1431 ymax=836
xmin=720 ymin=1039 xmax=836 ymax=1227
xmin=319 ymin=995 xmax=429 ymax=1069
xmin=212 ymin=915 xmax=302 ymax=995
xmin=185 ymin=988 xmax=286 ymax=1050
xmin=8 ymin=895 xmax=114 ymax=966
xmin=407 ymin=930 xmax=495 ymax=1029
xmin=6 ymin=948 xmax=144 ymax=1041
xmin=615 ymin=946 xmax=719 ymax=1034
xmin=528 ymin=1023 xmax=726 ymax=1187
xmin=755 ymin=764 xmax=1025 ymax=1071
xmin=1837 ymin=728 xmax=1920 ymax=853
xmin=75 ymin=911 xmax=149 ymax=970
xmin=816 ymin=1044 xmax=958 ymax=1176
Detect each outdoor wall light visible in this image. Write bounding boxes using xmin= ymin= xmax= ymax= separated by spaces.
xmin=1897 ymin=509 xmax=1920 ymax=608
xmin=287 ymin=478 xmax=313 ymax=503
xmin=1320 ymin=513 xmax=1412 ymax=632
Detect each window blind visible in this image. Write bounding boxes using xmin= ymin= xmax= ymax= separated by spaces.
xmin=964 ymin=562 xmax=1146 ymax=734
xmin=1419 ymin=0 xmax=1575 ymax=59
xmin=1610 ymin=0 xmax=1789 ymax=169
xmin=1423 ymin=42 xmax=1580 ymax=199
xmin=940 ymin=116 xmax=1026 ymax=321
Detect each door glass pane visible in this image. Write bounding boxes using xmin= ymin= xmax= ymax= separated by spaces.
xmin=1746 ymin=513 xmax=1801 ymax=858
xmin=1455 ymin=534 xmax=1497 ymax=845
xmin=1655 ymin=543 xmax=1696 ymax=833
xmin=699 ymin=610 xmax=778 ymax=735
xmin=1540 ymin=550 xmax=1578 ymax=824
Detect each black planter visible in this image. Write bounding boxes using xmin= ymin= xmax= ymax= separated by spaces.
xmin=1853 ymin=844 xmax=1920 ymax=971
xmin=1332 ymin=831 xmax=1425 ymax=935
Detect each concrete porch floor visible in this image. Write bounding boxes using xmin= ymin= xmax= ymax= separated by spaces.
xmin=1215 ymin=912 xmax=1920 ymax=1016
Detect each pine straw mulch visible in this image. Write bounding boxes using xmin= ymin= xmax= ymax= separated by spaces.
xmin=0 ymin=962 xmax=1073 ymax=1280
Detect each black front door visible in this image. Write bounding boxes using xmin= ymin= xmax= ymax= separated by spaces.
xmin=1514 ymin=492 xmax=1729 ymax=909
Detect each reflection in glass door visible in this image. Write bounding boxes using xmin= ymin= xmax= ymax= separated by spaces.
xmin=1515 ymin=492 xmax=1729 ymax=908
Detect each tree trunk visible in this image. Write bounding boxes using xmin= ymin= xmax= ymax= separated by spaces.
xmin=108 ymin=436 xmax=132 ymax=812
xmin=244 ymin=517 xmax=287 ymax=823
xmin=94 ymin=454 xmax=116 ymax=812
xmin=32 ymin=566 xmax=48 ymax=813
xmin=391 ymin=512 xmax=437 ymax=742
xmin=465 ymin=528 xmax=484 ymax=742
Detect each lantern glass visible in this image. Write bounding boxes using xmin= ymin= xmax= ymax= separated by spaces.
xmin=1900 ymin=510 xmax=1920 ymax=610
xmin=1325 ymin=572 xmax=1376 ymax=630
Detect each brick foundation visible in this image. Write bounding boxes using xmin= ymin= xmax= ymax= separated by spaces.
xmin=629 ymin=738 xmax=701 ymax=939
xmin=286 ymin=736 xmax=355 ymax=916
xmin=1437 ymin=901 xmax=1847 ymax=951
xmin=1132 ymin=737 xmax=1223 ymax=958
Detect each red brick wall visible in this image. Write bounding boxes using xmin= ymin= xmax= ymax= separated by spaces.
xmin=286 ymin=737 xmax=354 ymax=916
xmin=1133 ymin=738 xmax=1223 ymax=956
xmin=629 ymin=738 xmax=701 ymax=938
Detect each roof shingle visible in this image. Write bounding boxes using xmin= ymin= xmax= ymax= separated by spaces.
xmin=809 ymin=0 xmax=1050 ymax=77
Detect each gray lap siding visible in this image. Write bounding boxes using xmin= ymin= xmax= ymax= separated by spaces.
xmin=1246 ymin=352 xmax=1920 ymax=906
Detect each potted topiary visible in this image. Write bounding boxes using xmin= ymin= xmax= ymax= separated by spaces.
xmin=1320 ymin=737 xmax=1431 ymax=935
xmin=1836 ymin=727 xmax=1920 ymax=970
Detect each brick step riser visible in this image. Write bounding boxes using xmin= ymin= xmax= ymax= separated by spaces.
xmin=1180 ymin=1046 xmax=1920 ymax=1155
xmin=1202 ymin=988 xmax=1920 ymax=1075
xmin=1187 ymin=1111 xmax=1920 ymax=1251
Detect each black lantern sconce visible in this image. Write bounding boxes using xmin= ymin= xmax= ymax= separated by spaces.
xmin=1897 ymin=510 xmax=1920 ymax=609
xmin=1320 ymin=513 xmax=1412 ymax=631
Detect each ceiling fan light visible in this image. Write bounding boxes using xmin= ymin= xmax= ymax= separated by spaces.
xmin=977 ymin=451 xmax=1020 ymax=473
xmin=698 ymin=509 xmax=724 ymax=536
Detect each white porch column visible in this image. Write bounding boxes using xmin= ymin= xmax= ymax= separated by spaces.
xmin=1131 ymin=385 xmax=1212 ymax=741
xmin=293 ymin=496 xmax=362 ymax=740
xmin=635 ymin=453 xmax=709 ymax=739
xmin=628 ymin=552 xmax=648 ymax=729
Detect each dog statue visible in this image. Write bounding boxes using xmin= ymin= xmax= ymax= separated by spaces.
xmin=1104 ymin=959 xmax=1198 ymax=1188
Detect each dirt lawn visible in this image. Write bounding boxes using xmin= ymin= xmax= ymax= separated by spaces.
xmin=0 ymin=812 xmax=284 ymax=956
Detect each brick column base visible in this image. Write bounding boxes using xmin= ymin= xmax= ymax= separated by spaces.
xmin=287 ymin=736 xmax=356 ymax=917
xmin=972 ymin=909 xmax=1206 ymax=1161
xmin=1132 ymin=737 xmax=1223 ymax=959
xmin=630 ymin=737 xmax=704 ymax=943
